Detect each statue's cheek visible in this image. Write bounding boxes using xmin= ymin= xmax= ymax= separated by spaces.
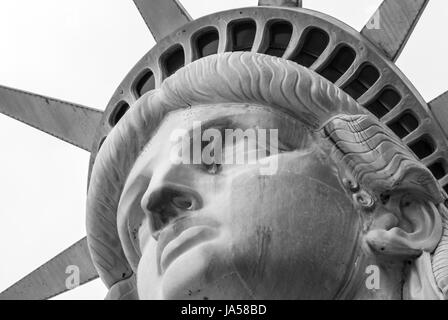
xmin=225 ymin=170 xmax=360 ymax=299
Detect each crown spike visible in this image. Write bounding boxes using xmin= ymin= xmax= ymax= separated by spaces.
xmin=0 ymin=85 xmax=103 ymax=152
xmin=258 ymin=0 xmax=302 ymax=7
xmin=132 ymin=0 xmax=192 ymax=42
xmin=361 ymin=0 xmax=429 ymax=62
xmin=0 ymin=238 xmax=98 ymax=300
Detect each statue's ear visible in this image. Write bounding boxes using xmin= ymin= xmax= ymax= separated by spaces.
xmin=364 ymin=192 xmax=443 ymax=258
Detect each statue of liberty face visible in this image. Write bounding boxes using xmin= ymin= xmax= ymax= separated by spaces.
xmin=117 ymin=103 xmax=361 ymax=300
xmin=89 ymin=53 xmax=446 ymax=300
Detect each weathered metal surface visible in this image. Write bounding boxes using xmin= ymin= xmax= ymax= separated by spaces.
xmin=0 ymin=238 xmax=99 ymax=300
xmin=0 ymin=0 xmax=446 ymax=301
xmin=86 ymin=7 xmax=448 ymax=292
xmin=132 ymin=0 xmax=192 ymax=42
xmin=361 ymin=0 xmax=429 ymax=62
xmin=429 ymin=91 xmax=448 ymax=138
xmin=258 ymin=0 xmax=302 ymax=7
xmin=0 ymin=85 xmax=103 ymax=152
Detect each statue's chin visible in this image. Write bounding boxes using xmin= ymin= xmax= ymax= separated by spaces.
xmin=137 ymin=236 xmax=252 ymax=300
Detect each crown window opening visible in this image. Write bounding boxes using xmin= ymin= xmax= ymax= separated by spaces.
xmin=364 ymin=88 xmax=401 ymax=119
xmin=134 ymin=69 xmax=156 ymax=98
xmin=290 ymin=28 xmax=329 ymax=68
xmin=344 ymin=64 xmax=380 ymax=100
xmin=318 ymin=45 xmax=356 ymax=83
xmin=230 ymin=20 xmax=257 ymax=52
xmin=163 ymin=46 xmax=185 ymax=78
xmin=387 ymin=112 xmax=419 ymax=139
xmin=428 ymin=161 xmax=446 ymax=180
xmin=265 ymin=21 xmax=293 ymax=57
xmin=196 ymin=29 xmax=219 ymax=58
xmin=110 ymin=101 xmax=130 ymax=127
xmin=409 ymin=136 xmax=436 ymax=160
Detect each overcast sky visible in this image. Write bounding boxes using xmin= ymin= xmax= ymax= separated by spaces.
xmin=0 ymin=0 xmax=447 ymax=300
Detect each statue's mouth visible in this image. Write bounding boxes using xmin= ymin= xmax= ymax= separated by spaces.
xmin=156 ymin=215 xmax=219 ymax=274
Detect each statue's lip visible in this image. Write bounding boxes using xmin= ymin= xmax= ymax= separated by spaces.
xmin=156 ymin=215 xmax=219 ymax=274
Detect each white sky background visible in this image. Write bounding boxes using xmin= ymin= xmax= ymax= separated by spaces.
xmin=0 ymin=0 xmax=447 ymax=300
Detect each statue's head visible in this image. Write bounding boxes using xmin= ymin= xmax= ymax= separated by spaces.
xmin=86 ymin=52 xmax=448 ymax=300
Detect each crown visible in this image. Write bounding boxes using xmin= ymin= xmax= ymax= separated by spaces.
xmin=93 ymin=1 xmax=448 ymax=196
xmin=1 ymin=0 xmax=447 ymax=299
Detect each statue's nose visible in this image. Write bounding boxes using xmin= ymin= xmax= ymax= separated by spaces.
xmin=140 ymin=166 xmax=203 ymax=240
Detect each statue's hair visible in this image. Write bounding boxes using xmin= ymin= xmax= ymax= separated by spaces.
xmin=322 ymin=114 xmax=448 ymax=296
xmin=434 ymin=206 xmax=448 ymax=296
xmin=86 ymin=52 xmax=448 ymax=296
xmin=322 ymin=114 xmax=443 ymax=201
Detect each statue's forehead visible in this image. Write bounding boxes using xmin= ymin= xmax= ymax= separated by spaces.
xmin=144 ymin=103 xmax=305 ymax=146
xmin=158 ymin=103 xmax=303 ymax=129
